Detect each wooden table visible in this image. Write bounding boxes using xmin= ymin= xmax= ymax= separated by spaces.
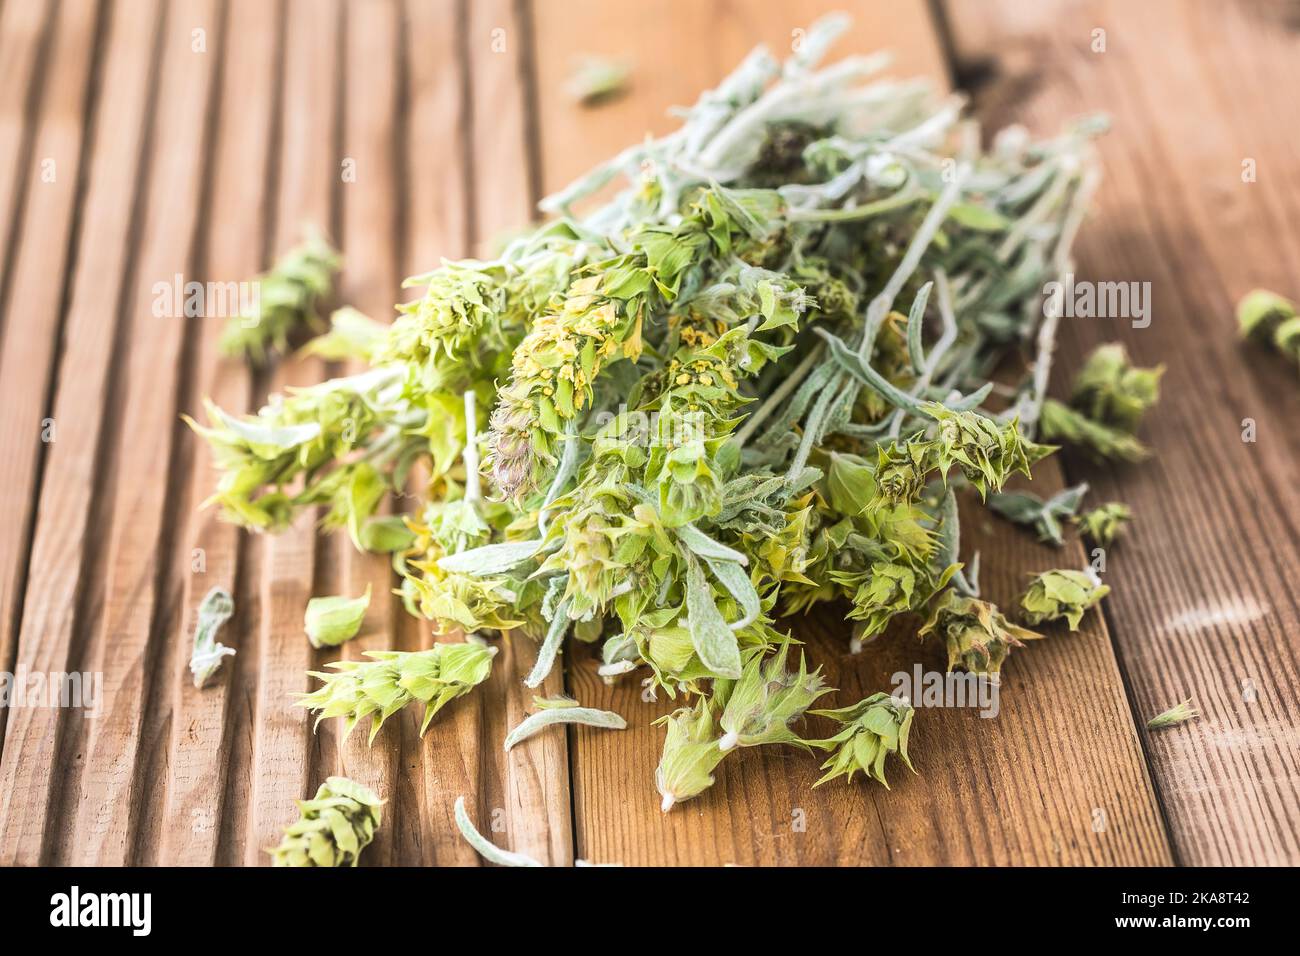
xmin=0 ymin=0 xmax=1296 ymax=866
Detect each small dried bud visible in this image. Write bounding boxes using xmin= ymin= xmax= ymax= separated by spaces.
xmin=304 ymin=585 xmax=371 ymax=648
xmin=654 ymin=697 xmax=727 ymax=811
xmin=1071 ymin=342 xmax=1164 ymax=432
xmin=269 ymin=776 xmax=383 ymax=867
xmin=919 ymin=590 xmax=1043 ymax=679
xmin=1020 ymin=568 xmax=1109 ymax=630
xmin=808 ymin=692 xmax=916 ymax=787
xmin=486 ymin=397 xmax=537 ymax=498
xmin=1075 ymin=501 xmax=1131 ymax=547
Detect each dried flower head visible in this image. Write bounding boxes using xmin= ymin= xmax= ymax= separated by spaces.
xmin=808 ymin=692 xmax=916 ymax=787
xmin=297 ymin=641 xmax=498 ymax=741
xmin=1075 ymin=501 xmax=1131 ymax=547
xmin=221 ymin=234 xmax=341 ymax=364
xmin=1071 ymin=342 xmax=1164 ymax=433
xmin=269 ymin=776 xmax=383 ymax=867
xmin=1020 ymin=568 xmax=1109 ymax=630
xmin=716 ymin=638 xmax=830 ymax=751
xmin=919 ymin=590 xmax=1043 ymax=680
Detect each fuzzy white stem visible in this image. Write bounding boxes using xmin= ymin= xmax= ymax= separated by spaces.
xmin=462 ymin=390 xmax=481 ymax=505
xmin=735 ymin=343 xmax=824 ymax=447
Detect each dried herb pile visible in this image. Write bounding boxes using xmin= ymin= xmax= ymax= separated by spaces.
xmin=194 ymin=15 xmax=1151 ymax=819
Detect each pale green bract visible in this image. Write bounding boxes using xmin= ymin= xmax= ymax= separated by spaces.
xmin=1147 ymin=698 xmax=1200 ymax=730
xmin=565 ymin=55 xmax=630 ymax=105
xmin=296 ymin=641 xmax=497 ymax=742
xmin=1020 ymin=568 xmax=1109 ymax=630
xmin=716 ymin=638 xmax=829 ymax=751
xmin=269 ymin=776 xmax=383 ymax=867
xmin=189 ymin=586 xmax=236 ymax=689
xmin=654 ymin=697 xmax=727 ymax=812
xmin=304 ymin=585 xmax=371 ymax=648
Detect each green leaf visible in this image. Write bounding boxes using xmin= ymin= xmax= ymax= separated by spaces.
xmin=676 ymin=523 xmax=748 ymax=565
xmin=453 ymin=795 xmax=543 ymax=867
xmin=703 ymin=557 xmax=761 ymax=631
xmin=189 ymin=586 xmax=236 ymax=688
xmin=504 ymin=702 xmax=626 ymax=751
xmin=358 ymin=515 xmax=416 ymax=553
xmin=684 ymin=554 xmax=742 ymax=679
xmin=524 ymin=598 xmax=572 ymax=688
xmin=304 ymin=585 xmax=371 ymax=648
xmin=948 ymin=202 xmax=1011 ymax=231
xmin=437 ymin=539 xmax=543 ymax=575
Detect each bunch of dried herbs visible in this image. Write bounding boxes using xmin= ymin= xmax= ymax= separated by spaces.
xmin=194 ymin=16 xmax=1140 ymax=812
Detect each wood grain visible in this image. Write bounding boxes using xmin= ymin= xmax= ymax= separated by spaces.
xmin=0 ymin=0 xmax=163 ymax=865
xmin=0 ymin=0 xmax=55 ymax=314
xmin=65 ymin=0 xmax=222 ymax=866
xmin=0 ymin=0 xmax=100 ymax=760
xmin=533 ymin=0 xmax=1171 ymax=865
xmin=238 ymin=0 xmax=341 ymax=866
xmin=152 ymin=0 xmax=279 ymax=867
xmin=943 ymin=0 xmax=1300 ymax=865
xmin=397 ymin=0 xmax=484 ymax=867
xmin=327 ymin=0 xmax=403 ymax=865
xmin=463 ymin=0 xmax=574 ymax=867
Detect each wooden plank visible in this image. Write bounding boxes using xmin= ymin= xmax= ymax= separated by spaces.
xmin=0 ymin=0 xmax=54 ymax=315
xmin=466 ymin=0 xmax=536 ymax=248
xmin=0 ymin=0 xmax=162 ymax=866
xmin=326 ymin=0 xmax=404 ymax=866
xmin=943 ymin=0 xmax=1300 ymax=865
xmin=402 ymin=0 xmax=470 ymax=272
xmin=151 ymin=0 xmax=280 ymax=867
xmin=0 ymin=0 xmax=100 ymax=754
xmin=397 ymin=0 xmax=484 ymax=866
xmin=533 ymin=0 xmax=1172 ymax=864
xmin=58 ymin=0 xmax=222 ymax=866
xmin=237 ymin=0 xmax=343 ymax=867
xmin=464 ymin=0 xmax=573 ymax=866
